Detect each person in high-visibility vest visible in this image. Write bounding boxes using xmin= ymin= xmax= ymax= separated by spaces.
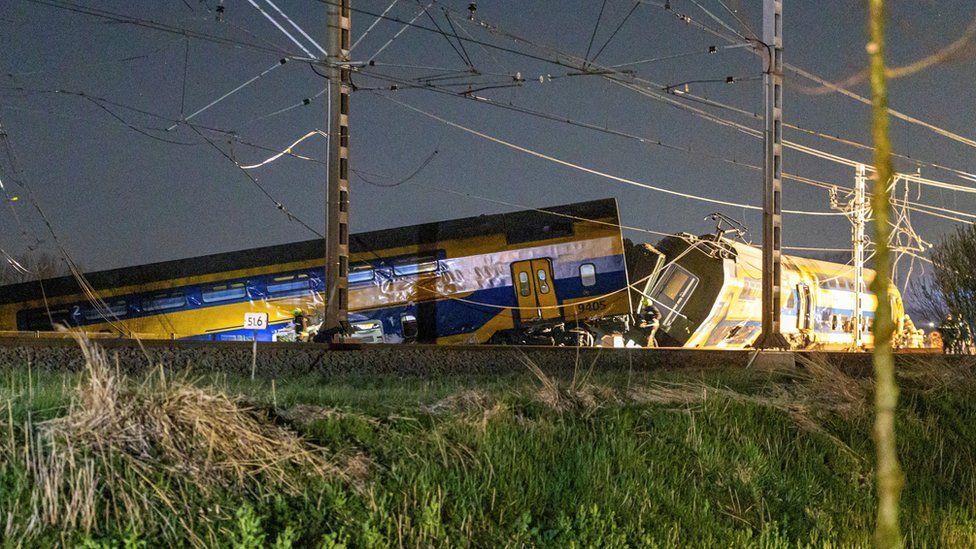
xmin=292 ymin=308 xmax=309 ymax=340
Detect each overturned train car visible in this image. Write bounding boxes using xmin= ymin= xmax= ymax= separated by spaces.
xmin=644 ymin=234 xmax=919 ymax=350
xmin=0 ymin=199 xmax=649 ymax=344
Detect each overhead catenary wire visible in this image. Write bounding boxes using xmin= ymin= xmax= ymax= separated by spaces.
xmin=714 ymin=0 xmax=759 ymax=40
xmin=375 ymin=92 xmax=844 ymax=217
xmin=610 ymin=43 xmax=749 ymax=68
xmin=684 ymin=0 xmax=746 ymax=40
xmin=25 ymin=0 xmax=305 ymax=59
xmin=589 ymin=1 xmax=642 ymax=64
xmin=239 ymin=129 xmax=328 ymax=169
xmin=351 ymin=150 xmax=439 ymax=187
xmin=417 ymin=2 xmax=472 ymax=68
xmin=0 ymin=119 xmax=135 ymax=335
xmin=315 ymin=0 xmax=976 ymax=198
xmin=19 ymin=1 xmax=972 ymax=264
xmin=635 ymin=0 xmax=976 ymax=153
xmin=417 ymin=0 xmax=976 ymax=197
xmin=369 ymin=3 xmax=431 ymax=63
xmin=165 ymin=58 xmax=288 ymax=131
xmin=241 ymin=85 xmax=328 ymax=126
xmin=354 ymin=66 xmax=820 ymax=181
xmin=583 ymin=0 xmax=610 ymax=66
xmin=3 ymin=36 xmax=185 ymax=78
xmin=355 ymin=170 xmax=674 ymax=238
xmin=352 ymin=66 xmax=976 ymax=225
xmin=187 ymin=124 xmax=323 ymax=237
xmin=342 ymin=65 xmax=975 ymax=225
xmin=350 ymin=0 xmax=400 ymax=52
xmin=246 ymin=0 xmax=316 ymax=58
xmin=261 ymin=0 xmax=329 ymax=57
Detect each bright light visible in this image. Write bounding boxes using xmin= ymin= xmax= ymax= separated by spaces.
xmin=928 ymin=322 xmax=936 ymax=328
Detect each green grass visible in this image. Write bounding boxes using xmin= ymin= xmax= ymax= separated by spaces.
xmin=2 ymin=357 xmax=975 ymax=547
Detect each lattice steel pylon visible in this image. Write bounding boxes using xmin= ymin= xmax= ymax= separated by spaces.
xmin=831 ymin=164 xmax=871 ymax=349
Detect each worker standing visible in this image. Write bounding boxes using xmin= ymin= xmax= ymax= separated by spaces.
xmin=292 ymin=308 xmax=309 ymax=341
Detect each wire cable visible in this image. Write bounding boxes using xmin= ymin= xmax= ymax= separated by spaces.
xmin=165 ymin=58 xmax=288 ymax=131
xmin=590 ymin=1 xmax=641 ymax=64
xmin=350 ymin=0 xmax=400 ymax=53
xmin=262 ymin=0 xmax=329 ymax=57
xmin=187 ymin=124 xmax=323 ymax=237
xmin=246 ymin=0 xmax=316 ymax=58
xmin=239 ymin=130 xmax=327 ymax=169
xmin=375 ymin=92 xmax=843 ymax=216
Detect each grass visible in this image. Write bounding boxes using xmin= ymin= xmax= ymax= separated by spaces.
xmin=1 ymin=344 xmax=975 ymax=547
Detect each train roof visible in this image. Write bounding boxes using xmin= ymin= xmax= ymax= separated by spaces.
xmin=0 ymin=198 xmax=620 ymax=305
xmin=723 ymin=239 xmax=876 ymax=281
xmin=654 ymin=234 xmax=875 ymax=282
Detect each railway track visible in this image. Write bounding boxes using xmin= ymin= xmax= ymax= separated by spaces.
xmin=0 ymin=336 xmax=962 ymax=379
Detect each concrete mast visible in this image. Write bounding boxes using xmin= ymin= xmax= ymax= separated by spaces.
xmin=323 ymin=0 xmax=352 ymax=341
xmin=755 ymin=0 xmax=789 ymax=349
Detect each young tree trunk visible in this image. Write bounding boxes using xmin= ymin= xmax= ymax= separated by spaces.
xmin=867 ymin=1 xmax=904 ymax=547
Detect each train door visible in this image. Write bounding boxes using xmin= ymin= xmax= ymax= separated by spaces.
xmin=797 ymin=283 xmax=812 ymax=331
xmin=511 ymin=259 xmax=561 ymax=323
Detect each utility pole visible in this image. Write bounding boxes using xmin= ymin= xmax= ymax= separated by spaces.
xmin=755 ymin=0 xmax=789 ymax=349
xmin=830 ymin=164 xmax=869 ymax=349
xmin=322 ymin=0 xmax=351 ymax=342
xmin=852 ymin=164 xmax=868 ymax=349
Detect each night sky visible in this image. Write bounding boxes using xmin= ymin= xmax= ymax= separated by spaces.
xmin=1 ymin=0 xmax=974 ymax=291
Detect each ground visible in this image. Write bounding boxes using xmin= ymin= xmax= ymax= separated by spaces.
xmin=1 ymin=346 xmax=975 ymax=547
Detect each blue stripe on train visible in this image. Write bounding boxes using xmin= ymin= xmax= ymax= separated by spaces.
xmin=189 ymin=267 xmax=628 ymax=342
xmin=28 ymin=253 xmax=628 ymax=341
xmin=346 ymin=268 xmax=629 ymax=342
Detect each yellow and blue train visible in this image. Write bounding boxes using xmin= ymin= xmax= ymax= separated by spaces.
xmin=0 ymin=199 xmax=634 ymax=344
xmin=644 ymin=233 xmax=917 ymax=350
xmin=0 ymin=198 xmax=924 ymax=349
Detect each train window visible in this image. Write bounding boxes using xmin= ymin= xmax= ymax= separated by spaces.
xmin=536 ymin=269 xmax=550 ymax=294
xmin=348 ymin=264 xmax=374 ymax=284
xmin=23 ymin=308 xmax=72 ymax=330
xmin=143 ymin=292 xmax=186 ymax=312
xmin=267 ymin=273 xmax=311 ymax=294
xmin=202 ymin=283 xmax=246 ymax=303
xmin=401 ymin=314 xmax=418 ymax=339
xmin=393 ymin=257 xmax=438 ymax=277
xmin=662 ymin=270 xmax=691 ymax=301
xmin=518 ymin=272 xmax=531 ymax=296
xmin=84 ymin=301 xmax=127 ymax=321
xmin=579 ymin=263 xmax=597 ymax=287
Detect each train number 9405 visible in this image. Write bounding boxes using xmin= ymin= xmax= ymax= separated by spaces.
xmin=576 ymin=300 xmax=608 ymax=313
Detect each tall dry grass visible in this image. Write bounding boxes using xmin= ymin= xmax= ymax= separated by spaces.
xmin=3 ymin=333 xmax=341 ymax=545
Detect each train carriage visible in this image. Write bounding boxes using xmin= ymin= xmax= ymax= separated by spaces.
xmin=645 ymin=233 xmax=912 ymax=350
xmin=0 ymin=199 xmax=634 ymax=344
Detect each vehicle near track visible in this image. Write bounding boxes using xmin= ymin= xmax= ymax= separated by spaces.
xmin=0 ymin=199 xmax=652 ymax=344
xmin=646 ymin=232 xmax=920 ymax=350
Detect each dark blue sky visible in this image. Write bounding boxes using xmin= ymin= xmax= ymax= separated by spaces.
xmin=1 ymin=0 xmax=974 ymax=288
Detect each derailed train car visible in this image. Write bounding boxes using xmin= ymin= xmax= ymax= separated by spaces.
xmin=644 ymin=233 xmax=920 ymax=350
xmin=0 ymin=199 xmax=649 ymax=344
